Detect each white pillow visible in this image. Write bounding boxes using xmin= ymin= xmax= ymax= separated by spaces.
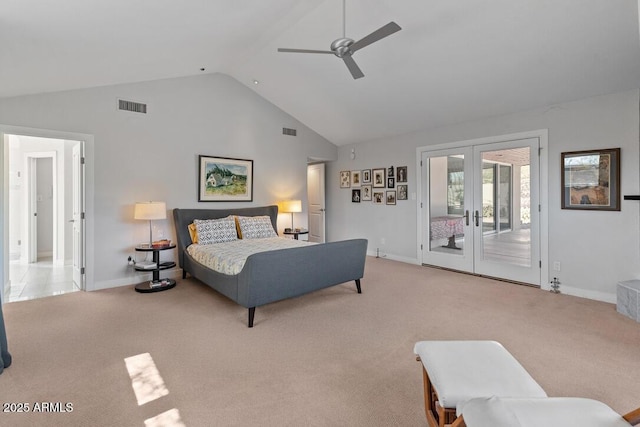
xmin=237 ymin=216 xmax=277 ymax=239
xmin=193 ymin=216 xmax=238 ymax=245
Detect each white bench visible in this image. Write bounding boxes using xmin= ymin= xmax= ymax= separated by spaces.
xmin=413 ymin=340 xmax=547 ymax=427
xmin=454 ymin=397 xmax=640 ymax=427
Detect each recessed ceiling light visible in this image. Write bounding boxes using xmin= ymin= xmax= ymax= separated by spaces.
xmin=253 ymin=80 xmax=259 ymax=85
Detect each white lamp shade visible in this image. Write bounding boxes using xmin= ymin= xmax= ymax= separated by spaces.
xmin=134 ymin=201 xmax=166 ymax=220
xmin=280 ymin=200 xmax=302 ymax=213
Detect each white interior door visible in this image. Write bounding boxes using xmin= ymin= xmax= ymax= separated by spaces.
xmin=307 ymin=163 xmax=325 ymax=243
xmin=72 ymin=143 xmax=85 ymax=290
xmin=421 ymin=138 xmax=540 ymax=285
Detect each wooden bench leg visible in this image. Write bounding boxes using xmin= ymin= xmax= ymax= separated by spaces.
xmin=418 ymin=358 xmax=458 ymax=427
xmin=355 ymin=279 xmax=362 ymax=294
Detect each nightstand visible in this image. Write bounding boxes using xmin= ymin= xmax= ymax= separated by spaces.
xmin=283 ymin=230 xmax=309 ymax=240
xmin=134 ymin=244 xmax=176 ymax=293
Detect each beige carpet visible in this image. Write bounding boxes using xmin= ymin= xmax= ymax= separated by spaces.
xmin=1 ymin=257 xmax=639 ymax=426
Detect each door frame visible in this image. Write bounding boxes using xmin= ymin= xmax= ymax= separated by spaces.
xmin=416 ymin=129 xmax=549 ymax=289
xmin=0 ymin=124 xmax=95 ymax=304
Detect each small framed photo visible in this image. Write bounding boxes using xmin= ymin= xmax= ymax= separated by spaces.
xmin=397 ymin=166 xmax=407 ymax=183
xmin=386 ymin=190 xmax=397 ymax=205
xmin=397 ymin=184 xmax=408 ymax=200
xmin=351 ymin=170 xmax=361 ymax=188
xmin=387 ymin=177 xmax=395 ymax=188
xmin=561 ymin=148 xmax=620 ymax=210
xmin=388 ymin=165 xmax=394 ymax=177
xmin=373 ymin=168 xmax=385 ymax=188
xmin=361 ymin=185 xmax=372 ymax=201
xmin=373 ymin=191 xmax=384 ymax=204
xmin=362 ymin=169 xmax=372 ymax=184
xmin=340 ymin=171 xmax=350 ymax=188
xmin=352 ymin=189 xmax=361 ymax=203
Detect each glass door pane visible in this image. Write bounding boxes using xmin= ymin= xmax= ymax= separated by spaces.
xmin=479 ymin=147 xmax=530 ymax=267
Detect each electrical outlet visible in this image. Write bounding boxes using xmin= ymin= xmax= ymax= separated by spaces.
xmin=553 ymin=261 xmax=561 ymax=271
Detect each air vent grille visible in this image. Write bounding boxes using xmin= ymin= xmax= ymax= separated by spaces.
xmin=118 ymin=99 xmax=147 ymax=114
xmin=282 ymin=127 xmax=297 ymax=136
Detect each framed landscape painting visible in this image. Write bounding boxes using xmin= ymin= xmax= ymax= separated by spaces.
xmin=561 ymin=148 xmax=620 ymax=211
xmin=198 ymin=155 xmax=253 ymax=202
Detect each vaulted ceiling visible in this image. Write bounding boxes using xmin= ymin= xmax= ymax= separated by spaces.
xmin=2 ymin=0 xmax=639 ymax=146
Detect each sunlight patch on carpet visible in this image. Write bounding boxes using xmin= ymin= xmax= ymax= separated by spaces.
xmin=145 ymin=408 xmax=185 ymax=427
xmin=124 ymin=353 xmax=169 ymax=406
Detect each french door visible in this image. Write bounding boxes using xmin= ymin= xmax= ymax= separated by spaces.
xmin=421 ymin=138 xmax=540 ymax=285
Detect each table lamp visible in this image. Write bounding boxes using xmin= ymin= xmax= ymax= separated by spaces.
xmin=279 ymin=200 xmax=302 ymax=231
xmin=134 ymin=201 xmax=166 ymax=246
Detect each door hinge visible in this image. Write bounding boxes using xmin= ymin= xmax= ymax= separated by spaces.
xmin=81 ymin=267 xmax=85 ymax=275
xmin=420 ymin=160 xmax=423 ymax=167
xmin=539 ymin=261 xmax=542 ymax=268
xmin=538 ymin=204 xmax=541 ymax=212
xmin=80 ymin=157 xmax=85 ymax=164
xmin=420 ymin=202 xmax=423 ymax=208
xmin=421 ymin=244 xmax=423 ymax=250
xmin=538 ymin=147 xmax=542 ymax=156
xmin=18 ymin=239 xmax=21 ymax=246
xmin=81 ymin=212 xmax=85 ymax=219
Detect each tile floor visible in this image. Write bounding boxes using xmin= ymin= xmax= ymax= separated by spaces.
xmin=5 ymin=257 xmax=79 ymax=303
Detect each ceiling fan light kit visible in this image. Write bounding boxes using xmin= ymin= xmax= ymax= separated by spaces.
xmin=278 ymin=1 xmax=401 ymax=79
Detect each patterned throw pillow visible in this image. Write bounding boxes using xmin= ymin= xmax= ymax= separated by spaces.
xmin=193 ymin=216 xmax=238 ymax=245
xmin=237 ymin=216 xmax=277 ymax=239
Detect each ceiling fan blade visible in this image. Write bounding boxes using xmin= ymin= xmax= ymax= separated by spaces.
xmin=342 ymin=54 xmax=364 ymax=79
xmin=278 ymin=48 xmax=334 ymax=54
xmin=350 ymin=21 xmax=401 ymax=53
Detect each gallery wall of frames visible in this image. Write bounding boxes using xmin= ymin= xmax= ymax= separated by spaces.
xmin=340 ymin=166 xmax=408 ymax=205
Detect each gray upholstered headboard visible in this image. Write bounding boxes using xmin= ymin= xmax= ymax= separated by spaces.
xmin=172 ymin=205 xmax=279 ymax=268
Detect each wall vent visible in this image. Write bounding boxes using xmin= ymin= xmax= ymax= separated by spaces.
xmin=282 ymin=127 xmax=297 ymax=136
xmin=118 ymin=99 xmax=147 ymax=114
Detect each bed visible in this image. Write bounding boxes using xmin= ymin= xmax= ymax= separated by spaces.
xmin=430 ymin=216 xmax=464 ymax=241
xmin=173 ymin=205 xmax=368 ymax=327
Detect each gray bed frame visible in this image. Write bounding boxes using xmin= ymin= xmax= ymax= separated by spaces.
xmin=173 ymin=205 xmax=367 ymax=327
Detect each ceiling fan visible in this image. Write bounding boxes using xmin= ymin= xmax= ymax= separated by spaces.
xmin=277 ymin=0 xmax=401 ymax=79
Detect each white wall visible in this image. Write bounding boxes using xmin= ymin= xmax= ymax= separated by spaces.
xmin=327 ymin=90 xmax=640 ymax=302
xmin=0 ymin=73 xmax=337 ymax=289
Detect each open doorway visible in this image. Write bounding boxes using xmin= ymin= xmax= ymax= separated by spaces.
xmin=5 ymin=134 xmax=84 ymax=302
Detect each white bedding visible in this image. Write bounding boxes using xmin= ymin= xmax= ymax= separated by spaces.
xmin=186 ymin=237 xmax=313 ymax=275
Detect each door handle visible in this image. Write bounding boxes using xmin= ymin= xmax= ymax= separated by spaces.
xmin=68 ymin=219 xmax=75 ymax=223
xmin=464 ymin=210 xmax=469 ymax=226
xmin=474 ymin=210 xmax=480 ymax=227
